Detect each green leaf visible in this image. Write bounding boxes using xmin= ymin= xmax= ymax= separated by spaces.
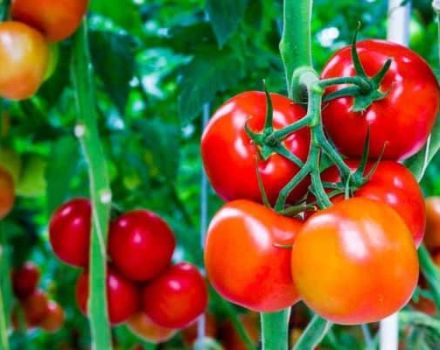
xmin=206 ymin=0 xmax=248 ymax=47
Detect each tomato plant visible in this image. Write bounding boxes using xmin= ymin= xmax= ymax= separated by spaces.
xmin=11 ymin=262 xmax=40 ymax=299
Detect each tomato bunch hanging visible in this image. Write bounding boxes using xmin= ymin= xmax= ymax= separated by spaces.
xmin=202 ymin=36 xmax=439 ymax=325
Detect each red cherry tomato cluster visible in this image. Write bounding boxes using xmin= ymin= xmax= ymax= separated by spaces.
xmin=11 ymin=262 xmax=64 ymax=332
xmin=202 ymin=39 xmax=438 ymax=325
xmin=0 ymin=0 xmax=87 ymax=100
xmin=49 ymin=198 xmax=208 ymax=339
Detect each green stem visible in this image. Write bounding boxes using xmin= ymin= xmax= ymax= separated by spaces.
xmin=261 ymin=309 xmax=291 ymax=350
xmin=0 ymin=223 xmax=10 ymax=350
xmin=418 ymin=245 xmax=440 ymax=311
xmin=71 ymin=22 xmax=112 ymax=350
xmin=292 ymin=315 xmax=332 ymax=350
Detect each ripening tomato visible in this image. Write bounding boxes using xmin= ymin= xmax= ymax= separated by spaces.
xmin=205 ymin=200 xmax=300 ymax=312
xmin=11 ymin=262 xmax=40 ymax=299
xmin=11 ymin=0 xmax=88 ymax=42
xmin=142 ymin=262 xmax=208 ymax=329
xmin=49 ymin=198 xmax=91 ymax=267
xmin=0 ymin=166 xmax=14 ymax=219
xmin=321 ymin=40 xmax=439 ymax=160
xmin=201 ymin=91 xmax=310 ymax=205
xmin=424 ymin=197 xmax=440 ymax=251
xmin=40 ymin=300 xmax=64 ymax=332
xmin=108 ymin=210 xmax=176 ymax=281
xmin=320 ymin=161 xmax=425 ymax=246
xmin=292 ymin=198 xmax=418 ymax=324
xmin=127 ymin=313 xmax=177 ymax=344
xmin=0 ymin=22 xmax=48 ymax=100
xmin=22 ymin=289 xmax=49 ymax=326
xmin=76 ymin=267 xmax=140 ymax=325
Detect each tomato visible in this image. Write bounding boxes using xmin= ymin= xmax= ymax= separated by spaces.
xmin=205 ymin=200 xmax=300 ymax=312
xmin=127 ymin=312 xmax=177 ymax=344
xmin=321 ymin=40 xmax=439 ymax=160
xmin=49 ymin=198 xmax=91 ymax=267
xmin=320 ymin=161 xmax=425 ymax=246
xmin=201 ymin=91 xmax=310 ymax=205
xmin=182 ymin=313 xmax=217 ymax=346
xmin=424 ymin=197 xmax=440 ymax=251
xmin=11 ymin=262 xmax=40 ymax=299
xmin=0 ymin=22 xmax=48 ymax=100
xmin=0 ymin=166 xmax=14 ymax=219
xmin=292 ymin=198 xmax=418 ymax=324
xmin=76 ymin=267 xmax=140 ymax=325
xmin=11 ymin=0 xmax=88 ymax=42
xmin=142 ymin=262 xmax=207 ymax=329
xmin=219 ymin=312 xmax=259 ymax=350
xmin=22 ymin=289 xmax=49 ymax=326
xmin=108 ymin=210 xmax=176 ymax=281
xmin=40 ymin=300 xmax=64 ymax=332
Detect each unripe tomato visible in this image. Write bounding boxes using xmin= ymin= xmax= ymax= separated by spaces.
xmin=0 ymin=166 xmax=14 ymax=219
xmin=49 ymin=198 xmax=91 ymax=267
xmin=127 ymin=312 xmax=177 ymax=344
xmin=142 ymin=262 xmax=208 ymax=329
xmin=205 ymin=200 xmax=300 ymax=312
xmin=11 ymin=0 xmax=88 ymax=42
xmin=292 ymin=198 xmax=419 ymax=324
xmin=321 ymin=40 xmax=439 ymax=160
xmin=108 ymin=210 xmax=176 ymax=281
xmin=201 ymin=91 xmax=310 ymax=205
xmin=182 ymin=313 xmax=217 ymax=346
xmin=22 ymin=289 xmax=49 ymax=326
xmin=11 ymin=262 xmax=40 ymax=299
xmin=424 ymin=197 xmax=440 ymax=251
xmin=0 ymin=22 xmax=48 ymax=100
xmin=40 ymin=300 xmax=64 ymax=332
xmin=76 ymin=267 xmax=140 ymax=325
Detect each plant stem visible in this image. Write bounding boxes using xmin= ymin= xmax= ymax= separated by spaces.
xmin=261 ymin=309 xmax=291 ymax=350
xmin=0 ymin=223 xmax=11 ymax=350
xmin=292 ymin=315 xmax=332 ymax=350
xmin=71 ymin=21 xmax=113 ymax=350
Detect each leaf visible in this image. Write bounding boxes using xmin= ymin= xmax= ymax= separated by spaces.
xmin=90 ymin=31 xmax=135 ymax=114
xmin=206 ymin=0 xmax=248 ymax=47
xmin=179 ymin=51 xmax=245 ymax=123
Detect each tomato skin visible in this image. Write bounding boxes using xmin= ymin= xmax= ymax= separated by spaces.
xmin=108 ymin=210 xmax=176 ymax=282
xmin=142 ymin=262 xmax=207 ymax=329
xmin=76 ymin=267 xmax=140 ymax=325
xmin=127 ymin=313 xmax=177 ymax=344
xmin=49 ymin=198 xmax=91 ymax=268
xmin=40 ymin=300 xmax=64 ymax=332
xmin=321 ymin=40 xmax=439 ymax=160
xmin=292 ymin=198 xmax=418 ymax=324
xmin=320 ymin=161 xmax=425 ymax=246
xmin=424 ymin=197 xmax=440 ymax=251
xmin=201 ymin=91 xmax=310 ymax=205
xmin=22 ymin=289 xmax=49 ymax=326
xmin=205 ymin=200 xmax=300 ymax=312
xmin=0 ymin=22 xmax=48 ymax=100
xmin=11 ymin=0 xmax=88 ymax=42
xmin=11 ymin=262 xmax=40 ymax=299
xmin=0 ymin=166 xmax=15 ymax=219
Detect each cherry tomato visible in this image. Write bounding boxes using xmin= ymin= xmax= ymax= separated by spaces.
xmin=292 ymin=198 xmax=418 ymax=324
xmin=49 ymin=198 xmax=91 ymax=267
xmin=205 ymin=200 xmax=300 ymax=312
xmin=219 ymin=312 xmax=259 ymax=350
xmin=0 ymin=166 xmax=14 ymax=219
xmin=127 ymin=312 xmax=177 ymax=344
xmin=11 ymin=0 xmax=88 ymax=42
xmin=142 ymin=262 xmax=207 ymax=329
xmin=320 ymin=161 xmax=425 ymax=246
xmin=108 ymin=210 xmax=176 ymax=281
xmin=201 ymin=91 xmax=310 ymax=205
xmin=11 ymin=262 xmax=39 ymax=299
xmin=321 ymin=40 xmax=439 ymax=160
xmin=40 ymin=300 xmax=64 ymax=332
xmin=76 ymin=267 xmax=140 ymax=325
xmin=22 ymin=289 xmax=49 ymax=326
xmin=182 ymin=313 xmax=217 ymax=346
xmin=0 ymin=22 xmax=48 ymax=100
xmin=424 ymin=197 xmax=440 ymax=251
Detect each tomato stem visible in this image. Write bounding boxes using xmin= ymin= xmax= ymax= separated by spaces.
xmin=260 ymin=309 xmax=291 ymax=350
xmin=292 ymin=315 xmax=332 ymax=350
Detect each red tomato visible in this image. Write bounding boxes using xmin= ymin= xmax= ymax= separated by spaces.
xmin=182 ymin=313 xmax=217 ymax=346
xmin=108 ymin=210 xmax=176 ymax=281
xmin=0 ymin=22 xmax=48 ymax=100
xmin=321 ymin=40 xmax=439 ymax=160
xmin=219 ymin=312 xmax=259 ymax=350
xmin=127 ymin=312 xmax=177 ymax=344
xmin=11 ymin=262 xmax=39 ymax=300
xmin=11 ymin=0 xmax=88 ymax=42
xmin=424 ymin=197 xmax=440 ymax=251
xmin=40 ymin=300 xmax=64 ymax=332
xmin=76 ymin=267 xmax=140 ymax=325
xmin=292 ymin=198 xmax=419 ymax=324
xmin=205 ymin=200 xmax=300 ymax=312
xmin=201 ymin=91 xmax=310 ymax=205
xmin=22 ymin=289 xmax=49 ymax=326
xmin=49 ymin=198 xmax=91 ymax=268
xmin=320 ymin=161 xmax=425 ymax=246
xmin=142 ymin=262 xmax=207 ymax=329
xmin=0 ymin=166 xmax=15 ymax=219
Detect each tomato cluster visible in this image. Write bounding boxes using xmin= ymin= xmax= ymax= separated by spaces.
xmin=49 ymin=198 xmax=207 ymax=340
xmin=202 ymin=39 xmax=438 ymax=325
xmin=11 ymin=262 xmax=64 ymax=332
